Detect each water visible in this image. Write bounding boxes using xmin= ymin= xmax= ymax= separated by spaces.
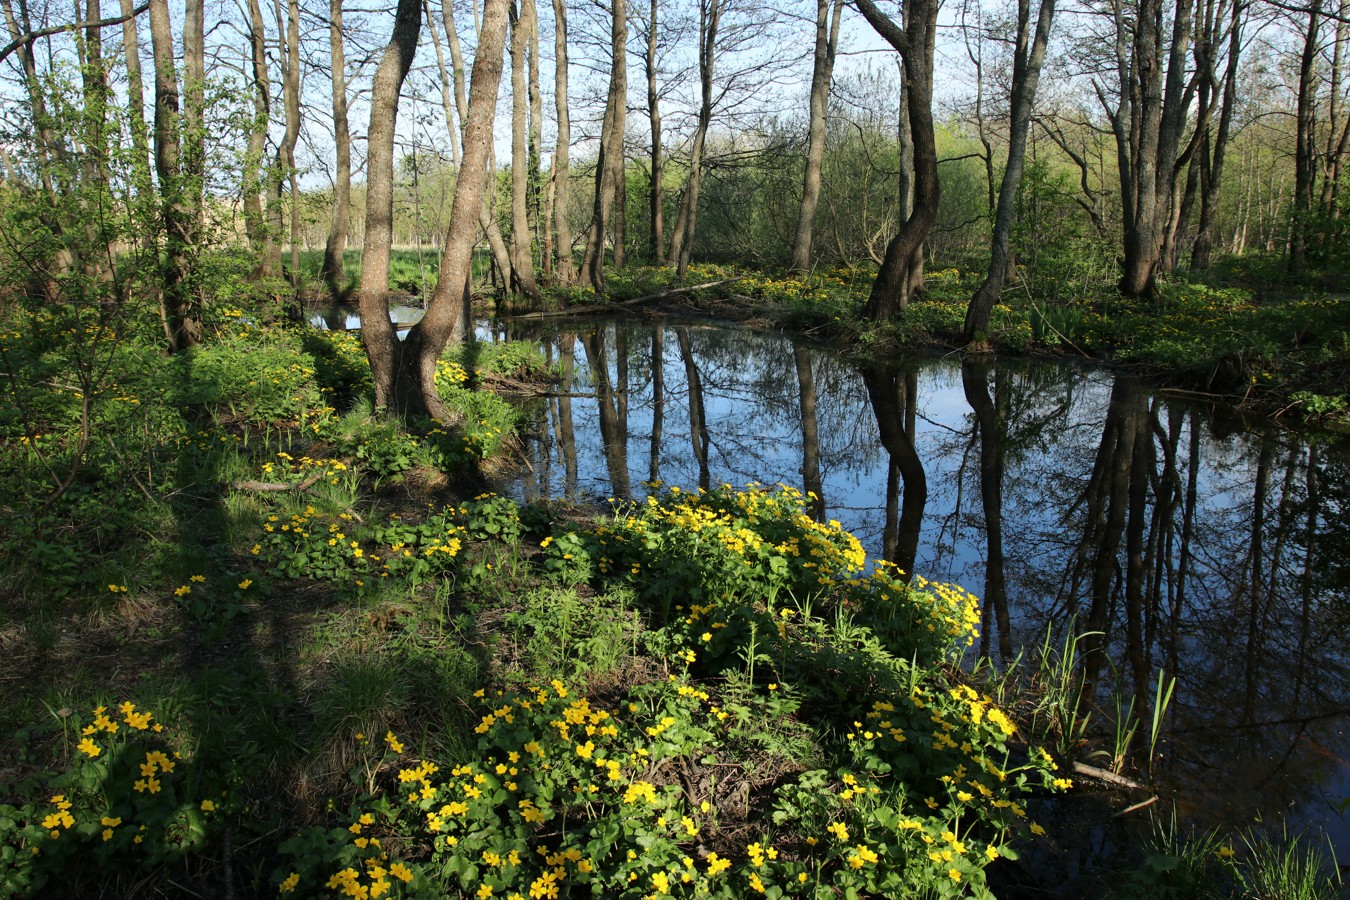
xmin=309 ymin=304 xmax=1350 ymax=861
xmin=497 ymin=317 xmax=1350 ymax=859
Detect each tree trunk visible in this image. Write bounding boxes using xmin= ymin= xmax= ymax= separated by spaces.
xmin=1191 ymin=0 xmax=1241 ymax=270
xmin=119 ymin=0 xmax=152 ymax=198
xmin=508 ymin=0 xmax=540 ymax=299
xmin=527 ymin=0 xmax=543 ymax=256
xmin=276 ymin=0 xmax=302 ymax=283
xmin=666 ymin=0 xmax=721 ymax=279
xmin=1107 ymin=0 xmax=1196 ymax=296
xmin=359 ymin=0 xmax=424 ymax=407
xmin=789 ymin=0 xmax=843 ymax=272
xmin=963 ymin=0 xmax=1055 ymax=345
xmin=1290 ymin=0 xmax=1323 ymax=276
xmin=645 ymin=0 xmax=663 ymax=263
xmin=377 ymin=0 xmax=509 ymax=419
xmin=581 ymin=0 xmax=627 ymax=291
xmin=425 ymin=0 xmax=461 ymax=166
xmin=148 ymin=0 xmax=202 ymax=351
xmin=550 ymin=0 xmax=574 ymax=282
xmin=855 ymin=0 xmax=940 ymax=320
xmin=320 ymin=0 xmax=352 ymax=298
xmin=243 ymin=0 xmax=272 ymax=266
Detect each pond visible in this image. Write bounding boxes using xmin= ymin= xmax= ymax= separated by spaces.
xmin=490 ymin=316 xmax=1350 ymax=863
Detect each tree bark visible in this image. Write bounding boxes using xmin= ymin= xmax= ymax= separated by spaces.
xmin=581 ymin=0 xmax=628 ymax=290
xmin=1190 ymin=0 xmax=1242 ymax=270
xmin=425 ymin=0 xmax=461 ymax=166
xmin=508 ymin=0 xmax=540 ymax=299
xmin=359 ymin=0 xmax=424 ymax=407
xmin=855 ymin=0 xmax=940 ymax=320
xmin=118 ymin=0 xmax=152 ymax=198
xmin=963 ymin=0 xmax=1055 ymax=344
xmin=377 ymin=0 xmax=509 ymax=419
xmin=276 ymin=0 xmax=302 ymax=282
xmin=790 ymin=0 xmax=843 ymax=272
xmin=667 ymin=0 xmax=721 ymax=279
xmin=550 ymin=0 xmax=574 ymax=282
xmin=148 ymin=0 xmax=202 ymax=351
xmin=1290 ymin=0 xmax=1323 ymax=276
xmin=243 ymin=0 xmax=272 ymax=266
xmin=644 ymin=0 xmax=663 ymax=263
xmin=320 ymin=0 xmax=352 ymax=298
xmin=1105 ymin=0 xmax=1197 ymax=296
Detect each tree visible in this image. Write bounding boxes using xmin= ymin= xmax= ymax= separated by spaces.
xmin=1290 ymin=0 xmax=1323 ymax=275
xmin=581 ymin=0 xmax=628 ymax=291
xmin=242 ymin=0 xmax=273 ymax=269
xmin=549 ymin=0 xmax=575 ymax=281
xmin=642 ymin=0 xmax=665 ymax=263
xmin=1188 ymin=0 xmax=1244 ymax=270
xmin=319 ymin=0 xmax=353 ymax=298
xmin=360 ymin=0 xmax=511 ymax=418
xmin=148 ymin=0 xmax=204 ymax=350
xmin=854 ymin=0 xmax=940 ymax=319
xmin=963 ymin=0 xmax=1056 ymax=344
xmin=666 ymin=0 xmax=721 ymax=279
xmin=789 ymin=0 xmax=843 ymax=272
xmin=508 ymin=0 xmax=541 ymax=299
xmin=1099 ymin=0 xmax=1199 ymax=296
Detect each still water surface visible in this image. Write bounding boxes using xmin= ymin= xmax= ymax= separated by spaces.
xmin=494 ymin=316 xmax=1350 ymax=857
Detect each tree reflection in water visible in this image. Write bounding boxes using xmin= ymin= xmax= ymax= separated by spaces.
xmin=511 ymin=318 xmax=1350 ymax=854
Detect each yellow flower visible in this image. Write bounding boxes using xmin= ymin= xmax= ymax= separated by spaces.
xmin=1030 ymin=822 xmax=1046 ymax=836
xmin=238 ymin=579 xmax=253 ymax=590
xmin=949 ymin=868 xmax=962 ymax=882
xmin=279 ymin=872 xmax=301 ymax=893
xmin=77 ymin=737 xmax=101 ymax=757
xmin=201 ymin=799 xmax=216 ymax=812
xmin=389 ymin=863 xmax=414 ymax=883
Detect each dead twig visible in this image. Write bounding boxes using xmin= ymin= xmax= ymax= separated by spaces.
xmin=229 ymin=472 xmax=324 ymax=493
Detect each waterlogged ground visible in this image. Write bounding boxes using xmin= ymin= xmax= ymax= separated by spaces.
xmin=489 ymin=317 xmax=1350 ymax=861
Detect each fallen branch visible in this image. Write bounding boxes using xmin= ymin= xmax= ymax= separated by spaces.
xmin=1072 ymin=761 xmax=1149 ymax=790
xmin=229 ymin=472 xmax=324 ymax=492
xmin=526 ymin=277 xmax=746 ymax=318
xmin=1111 ymin=795 xmax=1160 ymax=817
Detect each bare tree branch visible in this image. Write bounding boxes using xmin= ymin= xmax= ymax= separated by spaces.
xmin=0 ymin=2 xmax=148 ymax=65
